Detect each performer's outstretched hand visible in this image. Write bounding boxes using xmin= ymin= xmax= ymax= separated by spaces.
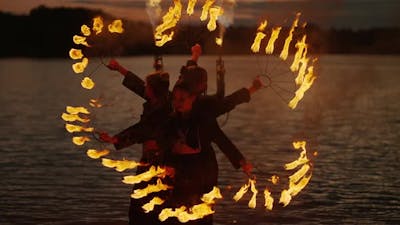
xmin=248 ymin=76 xmax=265 ymax=95
xmin=240 ymin=159 xmax=254 ymax=177
xmin=98 ymin=131 xmax=118 ymax=144
xmin=191 ymin=44 xmax=202 ymax=62
xmin=107 ymin=59 xmax=128 ymax=75
xmin=107 ymin=59 xmax=120 ymax=70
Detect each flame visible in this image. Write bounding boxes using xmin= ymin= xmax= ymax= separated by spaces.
xmin=248 ymin=179 xmax=258 ymax=208
xmin=233 ymin=182 xmax=249 ymax=202
xmin=263 ymin=189 xmax=274 ymax=210
xmin=72 ymin=136 xmax=90 ymax=145
xmin=200 ymin=0 xmax=215 ymax=21
xmin=280 ymin=12 xmax=301 ymax=60
xmin=285 ymin=150 xmax=308 ymax=170
xmin=86 ymin=149 xmax=110 ymax=159
xmin=61 ymin=113 xmax=90 ymax=123
xmin=131 ymin=178 xmax=172 ymax=199
xmin=92 ymin=16 xmax=104 ymax=35
xmin=89 ymin=99 xmax=103 ymax=108
xmin=269 ymin=175 xmax=280 ymax=185
xmin=65 ymin=123 xmax=94 ymax=133
xmin=81 ymin=24 xmax=91 ymax=36
xmin=295 ymin=55 xmax=309 ymax=85
xmin=290 ymin=35 xmax=307 ymax=72
xmin=289 ymin=173 xmax=312 ymax=196
xmin=69 ymin=48 xmax=84 ymax=60
xmin=72 ymin=57 xmax=89 ymax=74
xmin=155 ymin=32 xmax=175 ymax=47
xmin=257 ymin=20 xmax=268 ymax=31
xmin=280 ymin=140 xmax=314 ymax=206
xmin=159 ymin=203 xmax=215 ymax=222
xmin=207 ymin=6 xmax=223 ymax=32
xmin=142 ymin=197 xmax=165 ymax=213
xmin=186 ymin=0 xmax=197 ymax=15
xmin=154 ymin=0 xmax=182 ymax=46
xmin=293 ymin=141 xmax=306 ymax=150
xmin=284 ymin=142 xmax=309 ymax=170
xmin=201 ymin=186 xmax=222 ymax=204
xmin=159 ymin=204 xmax=214 ymax=222
xmin=289 ymin=164 xmax=310 ymax=184
xmin=102 ymin=158 xmax=144 ymax=172
xmin=265 ymin=27 xmax=282 ymax=54
xmin=159 ymin=206 xmax=186 ymax=222
xmin=122 ymin=166 xmax=166 ymax=184
xmin=81 ymin=77 xmax=95 ymax=90
xmin=108 ymin=19 xmax=124 ymax=33
xmin=216 ymin=37 xmax=223 ymax=46
xmin=250 ymin=20 xmax=267 ymax=53
xmin=66 ymin=106 xmax=90 ymax=115
xmin=73 ymin=35 xmax=90 ymax=47
xmin=279 ymin=189 xmax=292 ymax=207
xmin=159 ymin=187 xmax=222 ymax=222
xmin=288 ymin=64 xmax=316 ymax=109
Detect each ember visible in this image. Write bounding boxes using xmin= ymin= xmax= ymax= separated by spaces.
xmin=81 ymin=77 xmax=95 ymax=90
xmin=131 ymin=178 xmax=172 ymax=199
xmin=102 ymin=158 xmax=145 ymax=172
xmin=86 ymin=149 xmax=110 ymax=159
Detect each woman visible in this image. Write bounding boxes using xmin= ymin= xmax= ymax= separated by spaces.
xmin=100 ymin=57 xmax=171 ymax=225
xmin=159 ymin=69 xmax=262 ymax=224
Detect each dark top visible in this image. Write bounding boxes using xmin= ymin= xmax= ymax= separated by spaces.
xmin=160 ymin=88 xmax=251 ymax=207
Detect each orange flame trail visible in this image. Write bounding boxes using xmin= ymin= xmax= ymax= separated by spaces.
xmin=65 ymin=124 xmax=94 ymax=133
xmin=81 ymin=77 xmax=95 ymax=90
xmin=248 ymin=179 xmax=258 ymax=208
xmin=251 ymin=20 xmax=267 ymax=53
xmin=92 ymin=16 xmax=104 ymax=35
xmin=280 ymin=13 xmax=301 ymax=60
xmin=264 ymin=189 xmax=274 ymax=210
xmin=61 ymin=113 xmax=90 ymax=123
xmin=186 ymin=0 xmax=197 ymax=15
xmin=102 ymin=158 xmax=145 ymax=172
xmin=86 ymin=149 xmax=110 ymax=159
xmin=233 ymin=182 xmax=250 ymax=202
xmin=200 ymin=0 xmax=215 ymax=21
xmin=66 ymin=106 xmax=90 ymax=115
xmin=201 ymin=186 xmax=222 ymax=204
xmin=123 ymin=166 xmax=167 ymax=185
xmin=265 ymin=27 xmax=282 ymax=54
xmin=159 ymin=187 xmax=221 ymax=222
xmin=72 ymin=136 xmax=90 ymax=146
xmin=108 ymin=19 xmax=124 ymax=33
xmin=131 ymin=178 xmax=172 ymax=199
xmin=155 ymin=32 xmax=175 ymax=47
xmin=154 ymin=0 xmax=182 ymax=47
xmin=279 ymin=141 xmax=314 ymax=206
xmin=72 ymin=57 xmax=89 ymax=74
xmin=89 ymin=99 xmax=103 ymax=108
xmin=288 ymin=63 xmax=316 ymax=109
xmin=142 ymin=197 xmax=165 ymax=213
xmin=69 ymin=48 xmax=84 ymax=60
xmin=207 ymin=6 xmax=223 ymax=31
xmin=73 ymin=35 xmax=90 ymax=47
xmin=290 ymin=35 xmax=307 ymax=72
xmin=81 ymin=24 xmax=91 ymax=36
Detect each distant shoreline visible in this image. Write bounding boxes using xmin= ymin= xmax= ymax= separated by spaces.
xmin=1 ymin=5 xmax=400 ymax=58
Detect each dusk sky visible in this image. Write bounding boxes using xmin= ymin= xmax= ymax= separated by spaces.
xmin=1 ymin=0 xmax=399 ymax=29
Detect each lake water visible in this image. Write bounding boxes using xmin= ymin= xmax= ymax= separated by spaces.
xmin=0 ymin=55 xmax=399 ymax=225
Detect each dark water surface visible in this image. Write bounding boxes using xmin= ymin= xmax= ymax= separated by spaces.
xmin=0 ymin=55 xmax=399 ymax=225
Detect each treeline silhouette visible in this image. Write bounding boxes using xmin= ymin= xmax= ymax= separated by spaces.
xmin=1 ymin=5 xmax=399 ymax=58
